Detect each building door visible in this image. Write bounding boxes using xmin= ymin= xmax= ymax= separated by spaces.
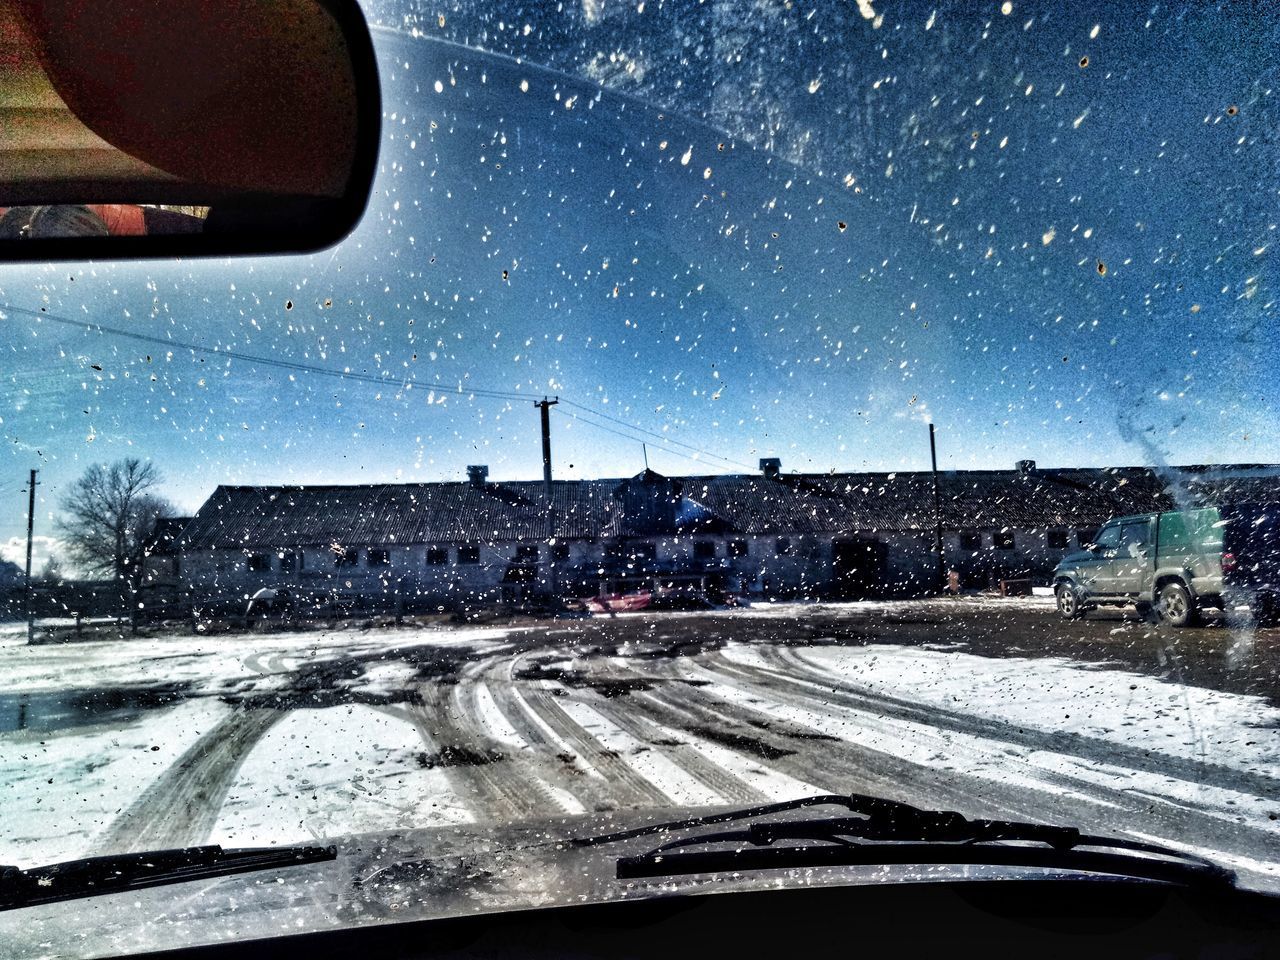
xmin=832 ymin=539 xmax=886 ymax=599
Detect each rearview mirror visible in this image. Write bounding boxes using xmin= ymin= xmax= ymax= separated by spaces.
xmin=0 ymin=0 xmax=379 ymax=261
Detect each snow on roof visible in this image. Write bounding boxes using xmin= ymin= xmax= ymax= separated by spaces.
xmin=169 ymin=465 xmax=1279 ymax=550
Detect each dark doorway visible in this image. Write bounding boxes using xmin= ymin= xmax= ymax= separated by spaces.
xmin=832 ymin=539 xmax=887 ymax=600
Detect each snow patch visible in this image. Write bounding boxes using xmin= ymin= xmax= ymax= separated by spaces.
xmin=209 ymin=705 xmax=473 ymax=848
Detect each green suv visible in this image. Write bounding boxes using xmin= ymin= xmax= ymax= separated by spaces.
xmin=1052 ymin=504 xmax=1280 ymax=627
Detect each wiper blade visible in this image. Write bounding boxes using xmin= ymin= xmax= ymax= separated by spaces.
xmin=617 ymin=837 xmax=1234 ymax=889
xmin=569 ymin=793 xmax=1234 ymax=889
xmin=0 ymin=843 xmax=336 ymax=911
xmin=571 ymin=792 xmax=935 ymax=848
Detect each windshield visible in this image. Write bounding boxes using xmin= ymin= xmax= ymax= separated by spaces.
xmin=2 ymin=0 xmax=1279 ymax=950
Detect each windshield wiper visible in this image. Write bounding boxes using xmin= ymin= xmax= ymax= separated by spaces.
xmin=0 ymin=843 xmax=336 ymax=911
xmin=571 ymin=793 xmax=1235 ymax=889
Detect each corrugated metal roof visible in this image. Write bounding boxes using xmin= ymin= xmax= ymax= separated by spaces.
xmin=172 ymin=465 xmax=1276 ymax=551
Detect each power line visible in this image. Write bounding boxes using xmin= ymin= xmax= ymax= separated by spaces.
xmin=0 ymin=302 xmax=529 ymax=402
xmin=1 ymin=301 xmax=758 ymax=474
xmin=555 ymin=405 xmax=738 ymax=474
xmin=559 ymin=397 xmax=755 ymax=471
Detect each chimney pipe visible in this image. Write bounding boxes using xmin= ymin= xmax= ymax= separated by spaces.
xmin=760 ymin=457 xmax=781 ymax=479
xmin=466 ymin=465 xmax=489 ymax=488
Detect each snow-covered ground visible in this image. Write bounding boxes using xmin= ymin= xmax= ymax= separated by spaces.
xmin=0 ymin=623 xmax=514 ymax=694
xmin=726 ymin=644 xmax=1280 ymax=778
xmin=2 ymin=609 xmax=1279 ymax=891
xmin=1 ymin=699 xmax=232 ymax=866
xmin=208 ymin=705 xmax=473 ymax=848
xmin=707 ymin=645 xmax=1280 ymax=837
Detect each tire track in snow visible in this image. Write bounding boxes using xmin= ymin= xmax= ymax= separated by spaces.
xmin=458 ymin=669 xmax=586 ymax=816
xmin=632 ymin=658 xmax=987 ymax=812
xmin=691 ymin=648 xmax=1280 ymax=868
xmin=482 ymin=658 xmax=656 ymax=816
xmin=550 ymin=698 xmax=724 ymax=807
xmin=99 ymin=706 xmax=280 ymax=852
xmin=764 ymin=644 xmax=1280 ymax=801
xmin=516 ymin=650 xmax=768 ymax=804
xmin=502 ymin=651 xmax=676 ymax=807
xmin=407 ymin=670 xmax=550 ymax=822
xmin=584 ymin=688 xmax=767 ymax=805
xmin=623 ymin=689 xmax=824 ymax=800
xmin=682 ymin=649 xmax=1110 ymax=822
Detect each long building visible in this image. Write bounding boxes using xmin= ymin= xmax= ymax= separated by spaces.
xmin=162 ymin=460 xmax=1277 ymax=611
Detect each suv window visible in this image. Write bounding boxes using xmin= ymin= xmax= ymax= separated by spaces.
xmin=1092 ymin=526 xmax=1122 ymax=552
xmin=1118 ymin=522 xmax=1151 ymax=558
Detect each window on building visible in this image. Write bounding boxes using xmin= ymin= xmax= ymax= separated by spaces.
xmin=693 ymin=540 xmax=716 ymax=560
xmin=457 ymin=544 xmax=481 ymax=565
xmin=776 ymin=537 xmax=792 ymax=556
xmin=368 ymin=548 xmax=391 ymax=567
xmin=728 ymin=538 xmax=749 ymax=558
xmin=334 ymin=546 xmax=359 ymax=567
xmin=959 ymin=532 xmax=983 ymax=551
xmin=629 ymin=542 xmax=657 ymax=563
xmin=426 ymin=546 xmax=449 ymax=566
xmin=278 ymin=550 xmax=298 ymax=573
xmin=1046 ymin=529 xmax=1070 ymax=550
xmin=515 ymin=544 xmax=540 ymax=562
xmin=551 ymin=542 xmax=570 ymax=562
xmin=246 ymin=552 xmax=271 ymax=572
xmin=994 ymin=529 xmax=1016 ymax=550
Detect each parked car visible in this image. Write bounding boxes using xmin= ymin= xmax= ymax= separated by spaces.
xmin=1053 ymin=504 xmax=1280 ymax=626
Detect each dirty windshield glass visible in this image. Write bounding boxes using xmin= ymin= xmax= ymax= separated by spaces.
xmin=2 ymin=0 xmax=1279 ymax=948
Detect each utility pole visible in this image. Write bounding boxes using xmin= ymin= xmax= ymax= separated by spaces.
xmin=534 ymin=398 xmax=559 ymax=602
xmin=535 ymin=397 xmax=558 ymax=493
xmin=929 ymin=424 xmax=945 ymax=593
xmin=24 ymin=468 xmax=38 ymax=644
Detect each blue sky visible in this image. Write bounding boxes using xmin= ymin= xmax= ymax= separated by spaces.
xmin=1 ymin=1 xmax=1276 ymax=566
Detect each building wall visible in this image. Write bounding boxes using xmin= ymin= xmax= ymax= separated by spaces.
xmin=180 ymin=540 xmax=603 ymax=610
xmin=176 ymin=524 xmax=1092 ymax=608
xmin=942 ymin=526 xmax=1092 ymax=587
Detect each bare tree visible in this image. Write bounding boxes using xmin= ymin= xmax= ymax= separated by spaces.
xmin=56 ymin=459 xmax=175 ymax=587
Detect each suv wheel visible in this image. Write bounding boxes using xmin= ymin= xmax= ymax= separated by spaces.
xmin=1157 ymin=582 xmax=1198 ymax=628
xmin=1056 ymin=583 xmax=1084 ymax=620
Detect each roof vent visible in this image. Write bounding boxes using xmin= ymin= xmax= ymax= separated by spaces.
xmin=1016 ymin=459 xmax=1037 ymax=475
xmin=466 ymin=465 xmax=489 ymax=488
xmin=760 ymin=457 xmax=782 ymax=479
